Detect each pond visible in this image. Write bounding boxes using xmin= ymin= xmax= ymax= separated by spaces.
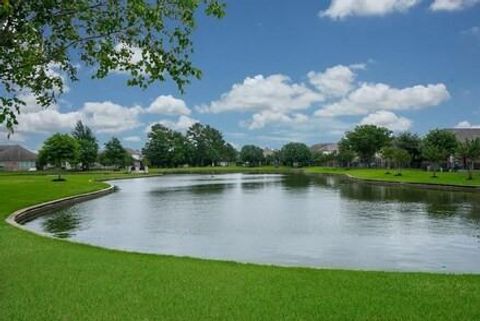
xmin=24 ymin=174 xmax=480 ymax=273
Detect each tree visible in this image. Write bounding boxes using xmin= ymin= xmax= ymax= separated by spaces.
xmin=342 ymin=125 xmax=392 ymax=166
xmin=381 ymin=146 xmax=396 ymax=172
xmin=101 ymin=137 xmax=129 ymax=169
xmin=456 ymin=138 xmax=480 ymax=180
xmin=222 ymin=143 xmax=238 ymax=163
xmin=0 ymin=0 xmax=225 ymax=131
xmin=336 ymin=149 xmax=356 ymax=168
xmin=240 ymin=145 xmax=264 ymax=166
xmin=143 ymin=124 xmax=187 ymax=167
xmin=422 ymin=129 xmax=458 ymax=177
xmin=392 ymin=148 xmax=411 ymax=176
xmin=186 ymin=123 xmax=227 ymax=166
xmin=280 ymin=143 xmax=312 ymax=167
xmin=72 ymin=121 xmax=98 ymax=170
xmin=394 ymin=132 xmax=423 ymax=167
xmin=38 ymin=133 xmax=79 ymax=180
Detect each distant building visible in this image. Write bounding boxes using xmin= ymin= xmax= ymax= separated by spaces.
xmin=310 ymin=143 xmax=339 ymax=155
xmin=446 ymin=128 xmax=480 ymax=142
xmin=263 ymin=147 xmax=278 ymax=158
xmin=0 ymin=145 xmax=37 ymax=171
xmin=125 ymin=148 xmax=147 ymax=172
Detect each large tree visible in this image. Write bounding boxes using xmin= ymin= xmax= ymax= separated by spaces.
xmin=100 ymin=137 xmax=130 ymax=169
xmin=422 ymin=129 xmax=458 ymax=177
xmin=186 ymin=123 xmax=227 ymax=166
xmin=72 ymin=121 xmax=98 ymax=170
xmin=342 ymin=125 xmax=392 ymax=166
xmin=143 ymin=124 xmax=191 ymax=167
xmin=38 ymin=133 xmax=79 ymax=180
xmin=456 ymin=138 xmax=480 ymax=180
xmin=0 ymin=0 xmax=225 ymax=131
xmin=240 ymin=145 xmax=264 ymax=166
xmin=394 ymin=131 xmax=423 ymax=167
xmin=280 ymin=143 xmax=312 ymax=167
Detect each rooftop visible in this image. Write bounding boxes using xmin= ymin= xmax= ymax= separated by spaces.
xmin=0 ymin=145 xmax=37 ymax=162
xmin=446 ymin=128 xmax=480 ymax=142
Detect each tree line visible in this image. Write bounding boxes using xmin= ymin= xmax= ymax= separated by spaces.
xmin=318 ymin=125 xmax=480 ymax=180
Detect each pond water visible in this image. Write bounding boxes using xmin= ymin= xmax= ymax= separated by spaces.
xmin=24 ymin=174 xmax=480 ymax=272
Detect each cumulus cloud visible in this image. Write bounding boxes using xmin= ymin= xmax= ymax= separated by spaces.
xmin=321 ymin=0 xmax=420 ymax=19
xmin=198 ymin=74 xmax=324 ymax=114
xmin=82 ymin=101 xmax=143 ymax=133
xmin=360 ymin=110 xmax=412 ymax=131
xmin=315 ymin=83 xmax=449 ymax=117
xmin=146 ymin=95 xmax=191 ymax=115
xmin=246 ymin=112 xmax=309 ymax=130
xmin=430 ymin=0 xmax=480 ymax=11
xmin=455 ymin=120 xmax=480 ymax=128
xmin=145 ymin=115 xmax=199 ymax=133
xmin=197 ymin=74 xmax=324 ymax=129
xmin=307 ymin=65 xmax=358 ymax=97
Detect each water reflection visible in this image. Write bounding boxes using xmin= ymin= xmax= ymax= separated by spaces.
xmin=41 ymin=207 xmax=82 ymax=238
xmin=23 ymin=173 xmax=480 ymax=272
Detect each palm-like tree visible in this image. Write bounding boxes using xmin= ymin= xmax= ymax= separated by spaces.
xmin=457 ymin=138 xmax=480 ymax=180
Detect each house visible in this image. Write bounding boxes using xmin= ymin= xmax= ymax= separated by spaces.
xmin=310 ymin=143 xmax=339 ymax=155
xmin=446 ymin=128 xmax=480 ymax=142
xmin=0 ymin=145 xmax=37 ymax=171
xmin=125 ymin=148 xmax=147 ymax=173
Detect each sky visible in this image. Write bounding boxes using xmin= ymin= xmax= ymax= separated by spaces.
xmin=2 ymin=0 xmax=480 ymax=151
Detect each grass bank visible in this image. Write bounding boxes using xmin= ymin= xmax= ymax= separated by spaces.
xmin=306 ymin=167 xmax=480 ymax=187
xmin=1 ymin=172 xmax=480 ymax=321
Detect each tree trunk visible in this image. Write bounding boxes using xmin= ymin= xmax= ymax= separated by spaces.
xmin=468 ymin=161 xmax=474 ymax=180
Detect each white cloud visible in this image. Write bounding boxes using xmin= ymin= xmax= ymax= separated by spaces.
xmin=123 ymin=136 xmax=142 ymax=143
xmin=16 ymin=109 xmax=82 ymax=134
xmin=321 ymin=0 xmax=421 ymax=19
xmin=146 ymin=95 xmax=191 ymax=115
xmin=455 ymin=120 xmax=480 ymax=128
xmin=82 ymin=101 xmax=143 ymax=133
xmin=198 ymin=74 xmax=324 ymax=114
xmin=307 ymin=65 xmax=357 ymax=97
xmin=145 ymin=115 xmax=199 ymax=133
xmin=315 ymin=83 xmax=449 ymax=117
xmin=430 ymin=0 xmax=480 ymax=11
xmin=197 ymin=74 xmax=323 ymax=129
xmin=247 ymin=111 xmax=309 ymax=130
xmin=360 ymin=110 xmax=412 ymax=131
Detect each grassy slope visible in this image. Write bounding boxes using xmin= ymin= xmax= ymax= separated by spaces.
xmin=306 ymin=167 xmax=480 ymax=187
xmin=1 ymin=172 xmax=480 ymax=321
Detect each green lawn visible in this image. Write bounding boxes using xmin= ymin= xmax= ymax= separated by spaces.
xmin=306 ymin=167 xmax=480 ymax=187
xmin=1 ymin=171 xmax=480 ymax=321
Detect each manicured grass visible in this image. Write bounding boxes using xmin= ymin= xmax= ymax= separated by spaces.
xmin=1 ymin=171 xmax=480 ymax=321
xmin=307 ymin=167 xmax=480 ymax=187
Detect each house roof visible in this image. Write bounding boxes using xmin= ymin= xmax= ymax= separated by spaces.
xmin=310 ymin=143 xmax=339 ymax=153
xmin=0 ymin=145 xmax=37 ymax=162
xmin=446 ymin=128 xmax=480 ymax=142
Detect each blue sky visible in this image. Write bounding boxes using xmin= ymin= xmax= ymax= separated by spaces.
xmin=3 ymin=0 xmax=480 ymax=151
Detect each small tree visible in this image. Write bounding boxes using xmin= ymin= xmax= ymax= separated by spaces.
xmin=72 ymin=121 xmax=98 ymax=170
xmin=342 ymin=125 xmax=392 ymax=167
xmin=381 ymin=146 xmax=396 ymax=173
xmin=336 ymin=150 xmax=355 ymax=168
xmin=456 ymin=138 xmax=480 ymax=180
xmin=392 ymin=148 xmax=411 ymax=176
xmin=101 ymin=137 xmax=129 ymax=169
xmin=240 ymin=145 xmax=265 ymax=166
xmin=422 ymin=129 xmax=458 ymax=177
xmin=38 ymin=133 xmax=79 ymax=181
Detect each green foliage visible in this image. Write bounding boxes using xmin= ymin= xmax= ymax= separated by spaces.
xmin=280 ymin=143 xmax=312 ymax=167
xmin=186 ymin=123 xmax=229 ymax=166
xmin=38 ymin=133 xmax=79 ymax=179
xmin=222 ymin=143 xmax=238 ymax=163
xmin=143 ymin=124 xmax=191 ymax=167
xmin=456 ymin=138 xmax=480 ymax=180
xmin=342 ymin=125 xmax=393 ymax=165
xmin=72 ymin=121 xmax=98 ymax=170
xmin=394 ymin=132 xmax=423 ymax=167
xmin=240 ymin=145 xmax=265 ymax=166
xmin=0 ymin=0 xmax=225 ymax=131
xmin=100 ymin=137 xmax=130 ymax=168
xmin=313 ymin=151 xmax=337 ymax=167
xmin=422 ymin=129 xmax=458 ymax=177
